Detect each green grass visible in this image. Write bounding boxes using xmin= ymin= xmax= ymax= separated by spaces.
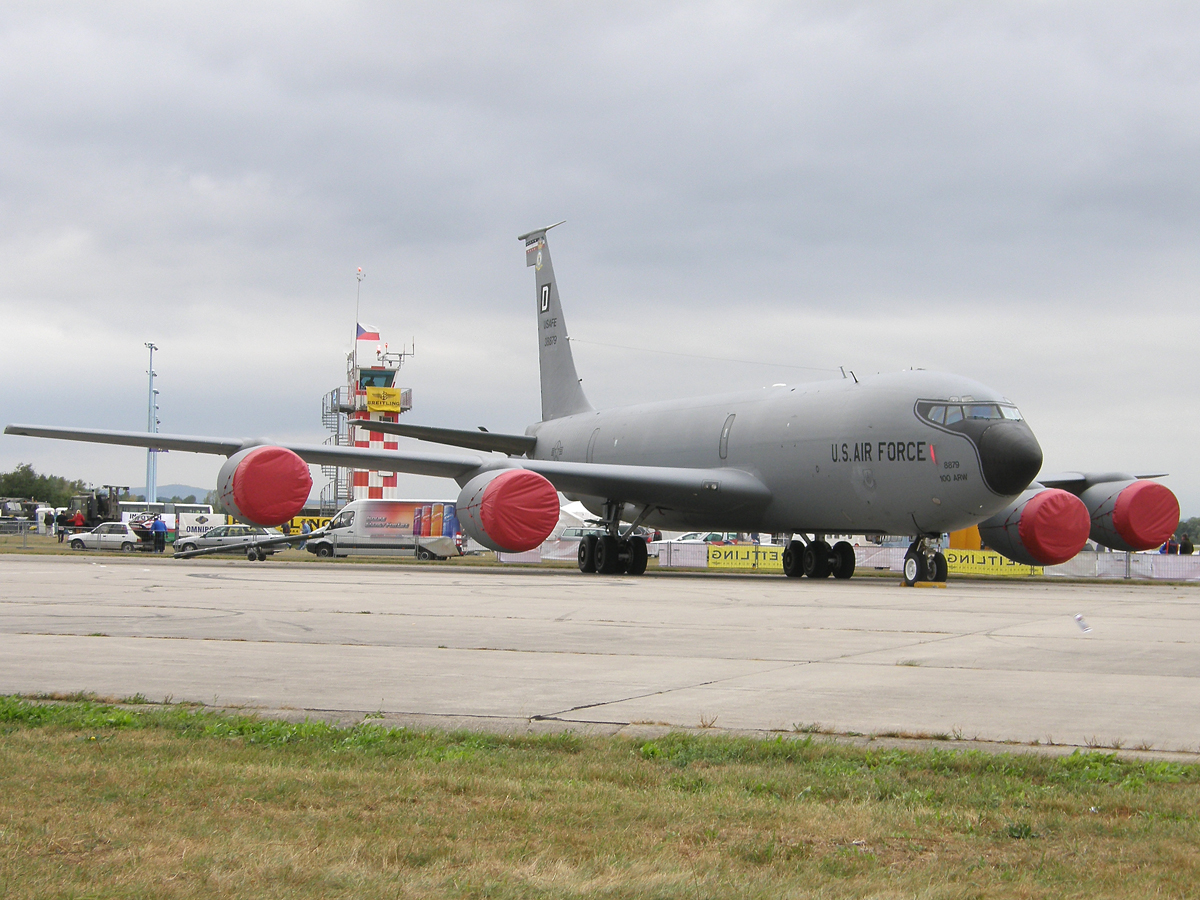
xmin=1 ymin=696 xmax=1199 ymax=897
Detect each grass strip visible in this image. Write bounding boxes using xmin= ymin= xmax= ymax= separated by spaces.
xmin=2 ymin=695 xmax=1199 ymax=898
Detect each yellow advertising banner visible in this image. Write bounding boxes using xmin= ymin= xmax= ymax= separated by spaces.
xmin=707 ymin=544 xmax=785 ymax=571
xmin=945 ymin=548 xmax=1042 ymax=577
xmin=284 ymin=515 xmax=332 ymax=533
xmin=365 ymin=386 xmax=402 ymax=412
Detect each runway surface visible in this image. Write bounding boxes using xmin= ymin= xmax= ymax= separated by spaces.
xmin=2 ymin=554 xmax=1198 ymax=752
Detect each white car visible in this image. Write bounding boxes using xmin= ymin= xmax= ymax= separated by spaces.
xmin=69 ymin=522 xmax=146 ymax=552
xmin=670 ymin=532 xmax=743 ymax=544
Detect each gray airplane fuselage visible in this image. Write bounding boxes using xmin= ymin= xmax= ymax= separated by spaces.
xmin=527 ymin=369 xmax=1035 ymax=536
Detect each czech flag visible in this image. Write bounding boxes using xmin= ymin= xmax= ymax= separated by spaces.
xmin=356 ymin=323 xmax=380 ymax=341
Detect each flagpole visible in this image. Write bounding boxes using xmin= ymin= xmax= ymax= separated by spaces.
xmin=353 ymin=267 xmax=365 ymax=387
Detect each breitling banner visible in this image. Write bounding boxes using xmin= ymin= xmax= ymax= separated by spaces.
xmin=945 ymin=548 xmax=1043 ymax=577
xmin=365 ymin=387 xmax=402 ymax=412
xmin=707 ymin=544 xmax=785 ymax=571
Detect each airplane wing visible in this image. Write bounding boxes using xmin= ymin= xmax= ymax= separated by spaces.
xmin=1038 ymin=471 xmax=1168 ymax=491
xmin=4 ymin=424 xmax=482 ymax=479
xmin=4 ymin=422 xmax=769 ymax=514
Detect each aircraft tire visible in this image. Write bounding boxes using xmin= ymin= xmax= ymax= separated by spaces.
xmin=832 ymin=541 xmax=855 ymax=579
xmin=782 ymin=540 xmax=804 ymax=578
xmin=902 ymin=551 xmax=927 ymax=586
xmin=931 ymin=551 xmax=948 ymax=582
xmin=257 ymin=549 xmax=267 ymax=561
xmin=595 ymin=535 xmax=621 ymax=574
xmin=247 ymin=549 xmax=259 ymax=561
xmin=578 ymin=535 xmax=598 ymax=573
xmin=803 ymin=541 xmax=832 ymax=578
xmin=626 ymin=537 xmax=648 ymax=576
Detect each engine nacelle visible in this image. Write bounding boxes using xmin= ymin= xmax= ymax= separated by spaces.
xmin=216 ymin=446 xmax=312 ymax=527
xmin=1079 ymin=479 xmax=1179 ymax=552
xmin=978 ymin=487 xmax=1091 ymax=567
xmin=456 ymin=468 xmax=560 ymax=552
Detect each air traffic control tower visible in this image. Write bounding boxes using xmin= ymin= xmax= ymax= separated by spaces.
xmin=320 ymin=338 xmax=413 ymax=513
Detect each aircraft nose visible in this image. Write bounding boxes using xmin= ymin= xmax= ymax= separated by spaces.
xmin=977 ymin=421 xmax=1043 ymax=495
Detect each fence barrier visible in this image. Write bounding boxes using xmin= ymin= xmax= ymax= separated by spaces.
xmin=502 ymin=538 xmax=1200 ymax=581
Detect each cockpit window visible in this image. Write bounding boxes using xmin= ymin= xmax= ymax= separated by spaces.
xmin=919 ymin=400 xmax=1016 ymax=427
xmin=966 ymin=404 xmax=1003 ymax=420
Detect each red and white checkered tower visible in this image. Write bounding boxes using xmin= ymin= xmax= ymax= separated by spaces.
xmin=318 ymin=270 xmax=414 ymax=512
xmin=343 ymin=340 xmax=412 ymax=500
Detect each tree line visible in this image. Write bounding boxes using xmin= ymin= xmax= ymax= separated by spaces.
xmin=1178 ymin=517 xmax=1200 ymax=541
xmin=0 ymin=464 xmax=86 ymax=509
xmin=0 ymin=464 xmax=219 ymax=511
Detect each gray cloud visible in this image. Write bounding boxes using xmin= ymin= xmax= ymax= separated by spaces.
xmin=2 ymin=2 xmax=1197 ymax=510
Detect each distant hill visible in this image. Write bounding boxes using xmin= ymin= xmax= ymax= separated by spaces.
xmin=131 ymin=484 xmax=211 ymax=502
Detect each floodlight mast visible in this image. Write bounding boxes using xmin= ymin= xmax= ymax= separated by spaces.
xmin=144 ymin=342 xmax=158 ymax=503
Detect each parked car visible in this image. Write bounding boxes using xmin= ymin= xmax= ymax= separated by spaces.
xmin=559 ymin=527 xmax=606 ymax=540
xmin=670 ymin=532 xmax=742 ymax=544
xmin=69 ymin=522 xmax=148 ymax=552
xmin=174 ymin=524 xmax=286 ymax=556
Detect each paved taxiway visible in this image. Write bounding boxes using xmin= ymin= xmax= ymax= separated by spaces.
xmin=2 ymin=555 xmax=1198 ymax=751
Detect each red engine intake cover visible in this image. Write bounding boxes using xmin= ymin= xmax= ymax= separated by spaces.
xmin=1112 ymin=480 xmax=1179 ymax=551
xmin=218 ymin=446 xmax=312 ymax=527
xmin=458 ymin=469 xmax=559 ymax=552
xmin=1017 ymin=488 xmax=1092 ymax=566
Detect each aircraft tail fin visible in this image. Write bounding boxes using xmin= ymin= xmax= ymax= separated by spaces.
xmin=519 ymin=222 xmax=593 ymax=421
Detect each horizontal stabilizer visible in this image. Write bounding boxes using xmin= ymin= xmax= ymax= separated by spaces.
xmin=361 ymin=421 xmax=536 ymax=456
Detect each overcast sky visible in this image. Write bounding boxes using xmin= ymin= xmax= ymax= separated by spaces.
xmin=2 ymin=2 xmax=1198 ymax=514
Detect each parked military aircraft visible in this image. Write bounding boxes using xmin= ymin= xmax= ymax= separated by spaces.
xmin=5 ymin=224 xmax=1180 ymax=583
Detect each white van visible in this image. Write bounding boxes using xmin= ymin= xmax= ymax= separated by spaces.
xmin=305 ymin=499 xmax=461 ymax=560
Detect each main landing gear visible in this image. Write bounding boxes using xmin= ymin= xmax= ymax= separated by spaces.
xmin=577 ymin=501 xmax=650 ymax=576
xmin=903 ymin=538 xmax=947 ymax=586
xmin=782 ymin=537 xmax=856 ymax=580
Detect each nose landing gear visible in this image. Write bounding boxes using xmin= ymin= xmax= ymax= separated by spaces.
xmin=903 ymin=538 xmax=947 ymax=586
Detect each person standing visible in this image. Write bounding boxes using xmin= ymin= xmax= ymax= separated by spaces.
xmin=1182 ymin=533 xmax=1195 ymax=556
xmin=151 ymin=515 xmax=167 ymax=553
xmin=72 ymin=509 xmax=85 ymax=530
